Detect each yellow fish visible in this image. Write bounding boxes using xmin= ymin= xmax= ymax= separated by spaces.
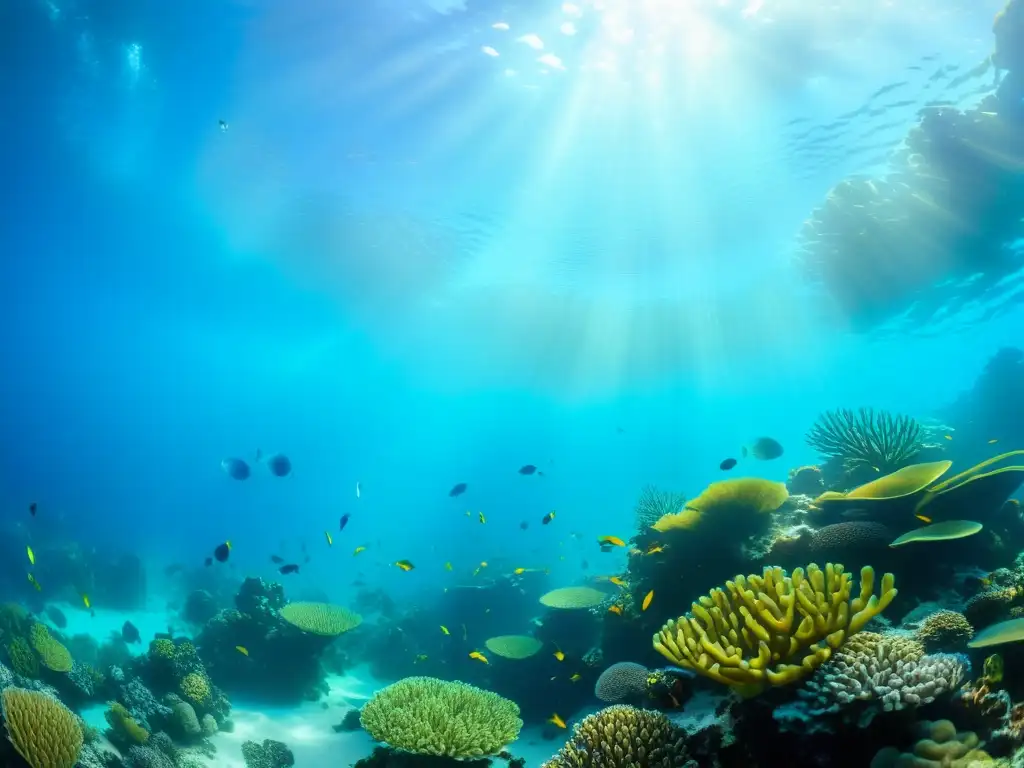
xmin=944 ymin=434 xmax=953 ymax=440
xmin=444 ymin=562 xmax=453 ymax=571
xmin=608 ymin=605 xmax=622 ymax=615
xmin=478 ymin=512 xmax=486 ymax=524
xmin=989 ymin=439 xmax=999 ymax=444
xmin=570 ymin=673 xmax=582 ymax=682
xmin=597 ymin=536 xmax=626 ymax=547
xmin=542 ymin=511 xmax=556 ymax=525
xmin=548 ymin=713 xmax=567 ymax=729
xmin=553 ymin=649 xmax=565 ymax=662
xmin=353 ymin=546 xmax=367 ymax=556
xmin=609 ymin=577 xmax=627 ymax=587
xmin=395 ymin=560 xmax=415 ymax=571
xmin=915 ymin=514 xmax=933 ymax=524
xmin=27 ymin=574 xmax=41 ymax=592
xmin=324 ymin=531 xmax=333 ymax=547
xmin=415 ymin=654 xmax=428 ymax=663
xmin=479 ymin=561 xmax=488 ymax=568
xmin=440 ymin=625 xmax=450 ymax=635
xmin=82 ymin=594 xmax=91 ymax=609
xmin=514 ymin=568 xmax=526 ymax=575
xmin=236 ymin=646 xmax=249 ymax=656
xmin=645 ymin=545 xmax=664 ymax=555
xmin=26 ymin=546 xmax=35 ymax=566
xmin=642 ymin=590 xmax=654 ymax=611
xmin=469 ymin=651 xmax=489 ymax=664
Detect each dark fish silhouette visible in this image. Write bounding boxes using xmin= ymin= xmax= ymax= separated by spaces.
xmin=541 ymin=511 xmax=555 ymax=525
xmin=518 ymin=465 xmax=538 ymax=475
xmin=213 ymin=542 xmax=231 ymax=563
xmin=222 ymin=458 xmax=251 ymax=480
xmin=719 ymin=458 xmax=738 ymax=471
xmin=28 ymin=502 xmax=37 ymax=517
xmin=204 ymin=557 xmax=213 ymax=567
xmin=122 ymin=621 xmax=141 ymax=644
xmin=449 ymin=483 xmax=468 ymax=497
xmin=271 ymin=555 xmax=285 ymax=564
xmin=267 ymin=454 xmax=292 ymax=477
xmin=743 ymin=437 xmax=784 ymax=461
xmin=340 ymin=514 xmax=351 ymax=532
xmin=520 ymin=521 xmax=529 ymax=530
xmin=279 ymin=564 xmax=300 ymax=575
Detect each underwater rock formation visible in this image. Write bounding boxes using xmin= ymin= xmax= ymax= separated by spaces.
xmin=241 ymin=738 xmax=295 ymax=768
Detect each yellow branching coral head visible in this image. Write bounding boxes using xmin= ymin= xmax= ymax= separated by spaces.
xmin=653 ymin=478 xmax=787 ymax=535
xmin=279 ymin=602 xmax=362 ymax=636
xmin=652 ymin=562 xmax=897 ymax=692
xmin=148 ymin=638 xmax=176 ymax=661
xmin=29 ymin=623 xmax=72 ymax=673
xmin=180 ymin=672 xmax=211 ymax=705
xmin=360 ymin=676 xmax=521 ymax=758
xmin=541 ymin=705 xmax=690 ymax=767
xmin=104 ymin=702 xmax=149 ymax=745
xmin=2 ymin=687 xmax=83 ymax=768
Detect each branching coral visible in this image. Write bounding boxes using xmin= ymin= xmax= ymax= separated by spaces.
xmin=540 ymin=705 xmax=690 ymax=767
xmin=633 ymin=485 xmax=687 ymax=530
xmin=916 ymin=611 xmax=974 ymax=652
xmin=359 ymin=677 xmax=521 ymax=758
xmin=1 ymin=687 xmax=84 ymax=768
xmin=653 ymin=563 xmax=897 ymax=691
xmin=806 ymin=408 xmax=924 ymax=474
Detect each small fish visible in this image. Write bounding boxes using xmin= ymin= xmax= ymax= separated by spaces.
xmin=608 ymin=605 xmax=622 ymax=615
xmin=395 ymin=560 xmax=415 ymax=571
xmin=444 ymin=562 xmax=453 ymax=571
xmin=339 ymin=514 xmax=351 ymax=532
xmin=570 ymin=673 xmax=582 ymax=682
xmin=915 ymin=514 xmax=933 ymax=524
xmin=598 ymin=536 xmax=625 ymax=547
xmin=221 ymin=458 xmax=251 ymax=480
xmin=518 ymin=464 xmax=543 ymax=476
xmin=266 ymin=453 xmax=293 ymax=477
xmin=440 ymin=625 xmax=450 ymax=635
xmin=414 ymin=654 xmax=428 ymax=663
xmin=449 ymin=483 xmax=468 ymax=497
xmin=742 ymin=437 xmax=784 ymax=461
xmin=122 ymin=620 xmax=141 ymax=644
xmin=27 ymin=573 xmax=41 ymax=592
xmin=646 ymin=545 xmax=665 ymax=555
xmin=219 ymin=119 xmax=229 ymax=131
xmin=28 ymin=502 xmax=36 ymax=517
xmin=353 ymin=546 xmax=367 ymax=556
xmin=609 ymin=576 xmax=627 ymax=587
xmin=478 ymin=512 xmax=486 ymax=524
xmin=236 ymin=646 xmax=249 ymax=656
xmin=355 ymin=481 xmax=361 ymax=498
xmin=214 ymin=541 xmax=232 ymax=563
xmin=279 ymin=564 xmax=300 ymax=574
xmin=989 ymin=439 xmax=999 ymax=444
xmin=204 ymin=557 xmax=213 ymax=567
xmin=514 ymin=568 xmax=527 ymax=575
xmin=944 ymin=435 xmax=953 ymax=441
xmin=520 ymin=521 xmax=529 ymax=530
xmin=323 ymin=531 xmax=333 ymax=547
xmin=26 ymin=546 xmax=35 ymax=566
xmin=719 ymin=458 xmax=737 ymax=471
xmin=553 ymin=650 xmax=565 ymax=662
xmin=469 ymin=651 xmax=489 ymax=664
xmin=82 ymin=594 xmax=91 ymax=609
xmin=542 ymin=511 xmax=556 ymax=525
xmin=271 ymin=555 xmax=285 ymax=564
xmin=642 ymin=590 xmax=654 ymax=611
xmin=548 ymin=714 xmax=567 ymax=729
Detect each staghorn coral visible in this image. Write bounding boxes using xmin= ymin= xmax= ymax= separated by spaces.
xmin=241 ymin=739 xmax=294 ymax=768
xmin=1 ymin=686 xmax=84 ymax=768
xmin=104 ymin=702 xmax=150 ymax=746
xmin=179 ymin=672 xmax=210 ymax=705
xmin=653 ymin=563 xmax=897 ymax=691
xmin=807 ymin=408 xmax=924 ymax=475
xmin=634 ymin=485 xmax=688 ymax=530
xmin=652 ymin=477 xmax=787 ymax=537
xmin=29 ymin=624 xmax=72 ymax=673
xmin=594 ymin=662 xmax=650 ymax=703
xmin=359 ymin=677 xmax=521 ymax=758
xmin=871 ymin=719 xmax=991 ymax=767
xmin=916 ymin=611 xmax=974 ymax=652
xmin=540 ymin=705 xmax=690 ymax=767
xmin=801 ymin=632 xmax=967 ymax=714
xmin=278 ymin=602 xmax=362 ymax=636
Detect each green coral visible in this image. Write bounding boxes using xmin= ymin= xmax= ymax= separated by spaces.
xmin=806 ymin=407 xmax=924 ymax=474
xmin=278 ymin=602 xmax=362 ymax=636
xmin=360 ymin=677 xmax=522 ymax=758
xmin=541 ymin=705 xmax=690 ymax=767
xmin=653 ymin=563 xmax=897 ymax=691
xmin=6 ymin=636 xmax=40 ymax=678
xmin=148 ymin=638 xmax=176 ymax=661
xmin=104 ymin=702 xmax=150 ymax=745
xmin=180 ymin=672 xmax=210 ymax=705
xmin=29 ymin=623 xmax=72 ymax=673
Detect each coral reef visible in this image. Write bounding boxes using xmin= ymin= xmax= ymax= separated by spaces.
xmin=653 ymin=563 xmax=896 ymax=690
xmin=871 ymin=719 xmax=990 ymax=767
xmin=359 ymin=677 xmax=522 ymax=758
xmin=806 ymin=408 xmax=925 ymax=478
xmin=916 ymin=610 xmax=975 ymax=652
xmin=540 ymin=705 xmax=690 ymax=767
xmin=1 ymin=686 xmax=84 ymax=768
xmin=241 ymin=739 xmax=294 ymax=768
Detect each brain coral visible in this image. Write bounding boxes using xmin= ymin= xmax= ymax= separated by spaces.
xmin=916 ymin=610 xmax=974 ymax=652
xmin=29 ymin=624 xmax=72 ymax=673
xmin=1 ymin=687 xmax=84 ymax=768
xmin=278 ymin=603 xmax=362 ymax=636
xmin=360 ymin=676 xmax=521 ymax=758
xmin=809 ymin=522 xmax=892 ymax=555
xmin=594 ymin=662 xmax=650 ymax=703
xmin=541 ymin=705 xmax=690 ymax=767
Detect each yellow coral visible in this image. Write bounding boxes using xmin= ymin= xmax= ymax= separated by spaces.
xmin=916 ymin=610 xmax=974 ymax=652
xmin=541 ymin=705 xmax=689 ymax=767
xmin=278 ymin=602 xmax=362 ymax=636
xmin=29 ymin=623 xmax=72 ymax=673
xmin=653 ymin=562 xmax=896 ymax=691
xmin=1 ymin=687 xmax=83 ymax=768
xmin=180 ymin=672 xmax=211 ymax=705
xmin=148 ymin=638 xmax=175 ymax=661
xmin=104 ymin=702 xmax=149 ymax=745
xmin=653 ymin=478 xmax=787 ymax=534
xmin=360 ymin=676 xmax=521 ymax=758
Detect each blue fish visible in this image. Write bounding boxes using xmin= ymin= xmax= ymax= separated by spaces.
xmin=266 ymin=454 xmax=292 ymax=477
xmin=221 ymin=458 xmax=251 ymax=480
xmin=449 ymin=482 xmax=468 ymax=497
xmin=339 ymin=514 xmax=351 ymax=532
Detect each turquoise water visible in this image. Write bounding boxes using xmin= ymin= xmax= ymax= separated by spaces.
xmin=3 ymin=1 xmax=1024 ymax=767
